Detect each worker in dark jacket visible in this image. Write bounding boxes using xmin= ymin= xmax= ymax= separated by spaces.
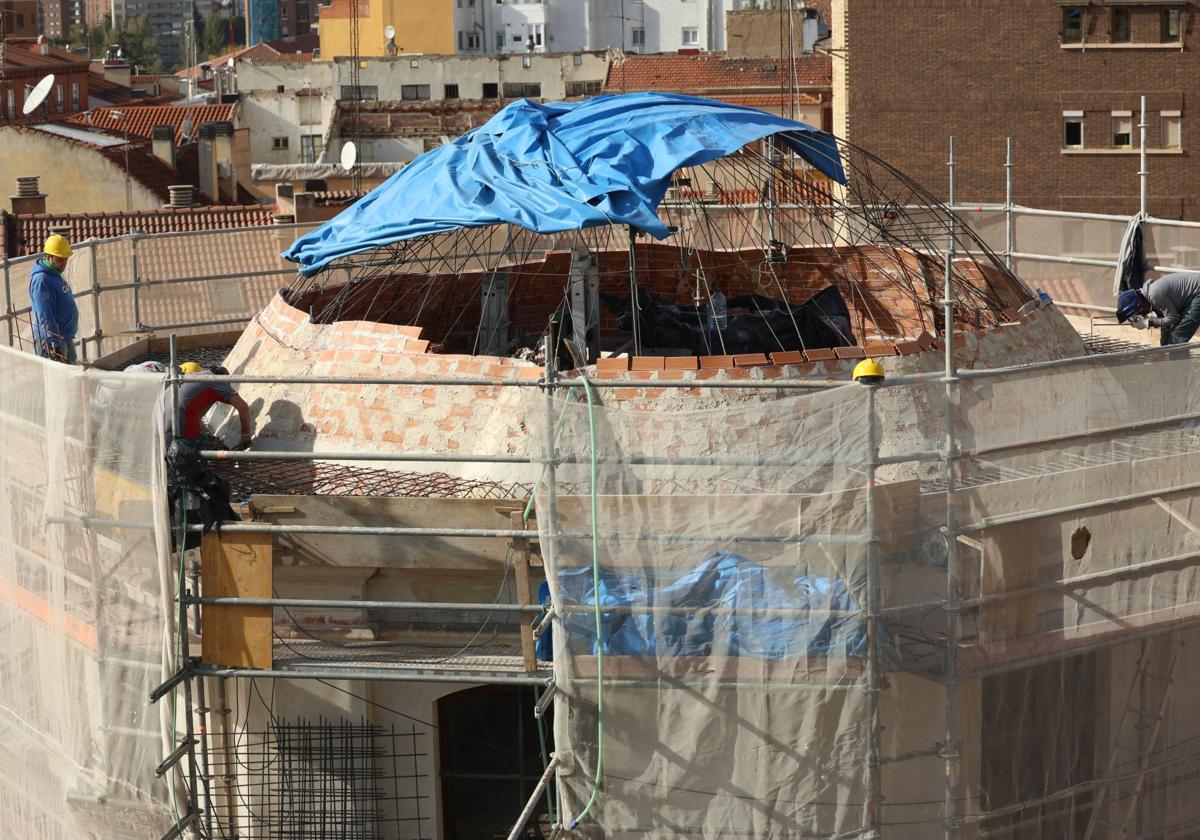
xmin=1117 ymin=272 xmax=1200 ymax=345
xmin=29 ymin=234 xmax=78 ymax=363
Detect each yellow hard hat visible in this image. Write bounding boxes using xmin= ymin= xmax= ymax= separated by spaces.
xmin=179 ymin=361 xmax=204 ymax=375
xmin=44 ymin=234 xmax=72 ymax=259
xmin=852 ymin=357 xmax=885 ymax=384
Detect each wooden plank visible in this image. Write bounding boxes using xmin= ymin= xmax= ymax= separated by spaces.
xmin=511 ymin=511 xmax=538 ymax=673
xmin=251 ymin=495 xmax=527 ymax=570
xmin=201 ymin=532 xmax=273 ymax=669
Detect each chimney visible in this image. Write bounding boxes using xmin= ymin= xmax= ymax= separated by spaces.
xmin=166 ymin=185 xmax=196 ymax=208
xmin=274 ymin=183 xmax=296 ymax=218
xmin=11 ymin=176 xmax=47 ymax=215
xmin=211 ymin=121 xmax=236 ymax=201
xmin=151 ymin=125 xmax=176 ymax=169
xmin=197 ymin=123 xmax=220 ymax=203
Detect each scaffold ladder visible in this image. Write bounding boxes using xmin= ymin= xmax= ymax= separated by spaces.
xmin=1084 ymin=635 xmax=1182 ymax=840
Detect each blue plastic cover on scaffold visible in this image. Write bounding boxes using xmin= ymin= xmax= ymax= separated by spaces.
xmin=547 ymin=551 xmax=866 ymax=660
xmin=284 ymin=93 xmax=845 ymax=276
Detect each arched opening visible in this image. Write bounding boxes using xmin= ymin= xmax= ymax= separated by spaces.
xmin=438 ymin=685 xmax=555 ymax=838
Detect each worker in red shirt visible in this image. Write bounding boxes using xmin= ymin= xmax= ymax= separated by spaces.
xmin=170 ymin=362 xmax=253 ymax=449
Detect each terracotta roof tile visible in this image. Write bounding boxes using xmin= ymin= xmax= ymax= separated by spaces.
xmin=604 ymin=53 xmax=831 ymax=94
xmin=64 ymin=103 xmax=238 ymax=144
xmin=9 ymin=206 xmax=277 ymax=257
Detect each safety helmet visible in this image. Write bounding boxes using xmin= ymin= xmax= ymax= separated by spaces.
xmin=44 ymin=234 xmax=72 ymax=259
xmin=179 ymin=361 xmax=204 ymax=375
xmin=852 ymin=357 xmax=885 ymax=384
xmin=1116 ymin=288 xmax=1147 ymax=323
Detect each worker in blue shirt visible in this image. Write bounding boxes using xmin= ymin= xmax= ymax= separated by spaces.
xmin=29 ymin=234 xmax=79 ymax=364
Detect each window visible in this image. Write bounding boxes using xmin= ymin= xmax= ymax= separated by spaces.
xmin=272 ymin=136 xmax=289 ymax=150
xmin=439 ymin=687 xmax=553 ymax=840
xmin=482 ymin=82 xmax=499 ymax=98
xmin=300 ymin=134 xmax=322 ymax=163
xmin=566 ymin=80 xmax=602 ymax=97
xmin=1162 ymin=7 xmax=1182 ymax=41
xmin=631 ymin=27 xmax=645 ymax=46
xmin=339 ymin=85 xmax=378 ymax=100
xmin=1112 ymin=112 xmax=1133 ymax=147
xmin=681 ymin=26 xmax=698 ymax=45
xmin=70 ymin=83 xmax=79 ymax=110
xmin=401 ymin=84 xmax=430 ymax=101
xmin=1063 ymin=111 xmax=1084 ymax=148
xmin=502 ymin=82 xmax=541 ymax=98
xmin=1162 ymin=111 xmax=1182 ymax=148
xmin=1062 ymin=6 xmax=1084 ymax=43
xmin=1110 ymin=7 xmax=1130 ymax=43
xmin=444 ymin=83 xmax=460 ymax=99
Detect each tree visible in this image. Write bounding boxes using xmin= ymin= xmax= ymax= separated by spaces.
xmin=203 ymin=11 xmax=229 ymax=56
xmin=113 ymin=15 xmax=162 ymax=73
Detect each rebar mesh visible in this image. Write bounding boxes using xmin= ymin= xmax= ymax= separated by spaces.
xmin=215 ymin=718 xmax=431 ymax=840
xmin=207 ymin=459 xmax=533 ymax=501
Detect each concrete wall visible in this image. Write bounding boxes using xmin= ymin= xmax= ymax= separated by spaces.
xmin=319 ymin=0 xmax=456 ymax=59
xmin=336 ymin=51 xmax=611 ymax=101
xmin=0 ymin=128 xmax=163 ymax=214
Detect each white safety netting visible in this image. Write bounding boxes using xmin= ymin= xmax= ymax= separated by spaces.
xmin=0 ymin=346 xmax=175 ymax=838
xmin=532 ymin=385 xmax=875 ymax=837
xmin=534 ymin=349 xmax=1200 ymax=838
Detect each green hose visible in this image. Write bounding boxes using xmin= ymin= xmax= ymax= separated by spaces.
xmin=567 ymin=374 xmax=603 ymax=829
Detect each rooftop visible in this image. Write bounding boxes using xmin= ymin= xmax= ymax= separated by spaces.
xmin=3 ymin=205 xmax=277 ymax=257
xmin=64 ymin=103 xmax=239 ymax=145
xmin=604 ymin=53 xmax=832 ymax=94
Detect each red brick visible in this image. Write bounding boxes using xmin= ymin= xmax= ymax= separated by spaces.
xmin=733 ymin=353 xmax=769 ymax=366
xmin=863 ymin=341 xmax=899 ymax=356
xmin=769 ymin=350 xmax=805 ymax=365
xmin=663 ymin=356 xmax=700 ymax=370
xmin=631 ymin=356 xmax=666 ymax=371
xmin=699 ymin=355 xmax=737 ymax=369
xmin=596 ymin=356 xmax=630 ymax=374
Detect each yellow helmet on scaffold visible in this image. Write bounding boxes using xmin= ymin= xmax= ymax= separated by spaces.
xmin=44 ymin=234 xmax=73 ymax=259
xmin=852 ymin=358 xmax=885 ymax=384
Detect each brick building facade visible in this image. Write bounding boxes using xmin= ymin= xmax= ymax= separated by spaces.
xmin=832 ymin=0 xmax=1198 ymax=218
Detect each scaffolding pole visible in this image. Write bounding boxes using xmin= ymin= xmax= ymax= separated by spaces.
xmin=1004 ymin=136 xmax=1013 ymax=270
xmin=942 ymin=135 xmax=961 ymax=840
xmin=864 ymin=382 xmax=882 ymax=837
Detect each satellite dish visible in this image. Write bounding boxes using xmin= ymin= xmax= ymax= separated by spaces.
xmin=384 ymin=24 xmax=395 ymax=40
xmin=341 ymin=141 xmax=358 ymax=171
xmin=22 ymin=74 xmax=55 ymax=116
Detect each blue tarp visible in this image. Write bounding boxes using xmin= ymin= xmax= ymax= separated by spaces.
xmin=284 ymin=93 xmax=845 ymax=276
xmin=544 ymin=552 xmax=867 ymax=661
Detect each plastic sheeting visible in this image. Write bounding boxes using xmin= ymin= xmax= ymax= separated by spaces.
xmin=284 ymin=94 xmax=845 ymax=275
xmin=0 ymin=346 xmax=174 ymax=838
xmin=530 ymin=385 xmax=875 ymax=837
xmin=531 ymin=349 xmax=1200 ymax=838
